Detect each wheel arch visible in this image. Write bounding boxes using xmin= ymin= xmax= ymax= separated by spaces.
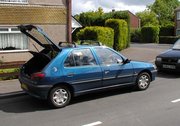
xmin=138 ymin=69 xmax=152 ymax=81
xmin=49 ymin=82 xmax=75 ymax=97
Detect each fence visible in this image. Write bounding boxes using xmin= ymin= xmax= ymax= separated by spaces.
xmin=0 ymin=61 xmax=25 ymax=77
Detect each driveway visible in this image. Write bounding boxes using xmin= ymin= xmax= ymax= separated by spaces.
xmin=121 ymin=43 xmax=171 ymax=63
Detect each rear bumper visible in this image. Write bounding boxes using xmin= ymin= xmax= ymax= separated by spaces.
xmin=19 ymin=76 xmax=52 ymax=99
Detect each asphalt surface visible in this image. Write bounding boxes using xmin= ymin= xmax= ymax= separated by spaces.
xmin=1 ymin=43 xmax=180 ymax=126
xmin=0 ymin=73 xmax=180 ymax=126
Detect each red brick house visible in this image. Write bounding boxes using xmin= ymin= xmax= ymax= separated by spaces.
xmin=127 ymin=11 xmax=141 ymax=29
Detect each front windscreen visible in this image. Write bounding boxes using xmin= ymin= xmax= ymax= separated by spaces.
xmin=172 ymin=39 xmax=180 ymax=49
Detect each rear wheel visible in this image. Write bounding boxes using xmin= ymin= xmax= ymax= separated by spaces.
xmin=48 ymin=86 xmax=71 ymax=108
xmin=136 ymin=72 xmax=151 ymax=91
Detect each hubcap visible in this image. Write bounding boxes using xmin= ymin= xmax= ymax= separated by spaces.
xmin=52 ymin=89 xmax=68 ymax=106
xmin=138 ymin=75 xmax=149 ymax=89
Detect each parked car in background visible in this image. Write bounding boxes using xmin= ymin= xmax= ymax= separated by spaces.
xmin=18 ymin=25 xmax=157 ymax=108
xmin=155 ymin=39 xmax=180 ymax=72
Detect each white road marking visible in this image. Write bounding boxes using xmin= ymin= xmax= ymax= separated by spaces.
xmin=171 ymin=99 xmax=180 ymax=103
xmin=82 ymin=121 xmax=102 ymax=126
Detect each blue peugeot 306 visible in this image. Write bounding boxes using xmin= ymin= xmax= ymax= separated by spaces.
xmin=18 ymin=25 xmax=157 ymax=108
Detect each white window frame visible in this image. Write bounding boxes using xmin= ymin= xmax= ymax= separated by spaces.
xmin=0 ymin=27 xmax=21 ymax=34
xmin=0 ymin=27 xmax=29 ymax=53
xmin=0 ymin=0 xmax=28 ymax=4
xmin=176 ymin=28 xmax=180 ymax=36
xmin=177 ymin=11 xmax=180 ymax=20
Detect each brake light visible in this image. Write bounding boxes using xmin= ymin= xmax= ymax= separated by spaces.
xmin=31 ymin=72 xmax=45 ymax=80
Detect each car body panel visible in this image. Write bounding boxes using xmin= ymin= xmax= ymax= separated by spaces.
xmin=158 ymin=49 xmax=180 ymax=58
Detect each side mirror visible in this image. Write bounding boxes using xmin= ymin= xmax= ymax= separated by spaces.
xmin=124 ymin=59 xmax=131 ymax=64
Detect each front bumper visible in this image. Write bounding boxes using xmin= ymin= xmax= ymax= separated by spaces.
xmin=155 ymin=61 xmax=180 ymax=72
xmin=151 ymin=69 xmax=157 ymax=81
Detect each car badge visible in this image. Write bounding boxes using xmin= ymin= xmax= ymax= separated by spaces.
xmin=53 ymin=67 xmax=58 ymax=72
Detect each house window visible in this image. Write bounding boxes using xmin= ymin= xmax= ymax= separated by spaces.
xmin=0 ymin=0 xmax=28 ymax=3
xmin=177 ymin=11 xmax=180 ymax=20
xmin=0 ymin=27 xmax=28 ymax=51
xmin=176 ymin=29 xmax=180 ymax=36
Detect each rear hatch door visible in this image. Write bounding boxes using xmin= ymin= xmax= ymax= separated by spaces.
xmin=18 ymin=25 xmax=60 ymax=51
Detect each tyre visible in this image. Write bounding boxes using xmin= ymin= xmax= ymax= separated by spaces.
xmin=48 ymin=86 xmax=71 ymax=108
xmin=136 ymin=72 xmax=151 ymax=91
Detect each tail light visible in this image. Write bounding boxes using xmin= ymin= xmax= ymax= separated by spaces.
xmin=31 ymin=72 xmax=45 ymax=80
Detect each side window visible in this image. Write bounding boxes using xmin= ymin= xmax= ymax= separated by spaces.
xmin=64 ymin=52 xmax=75 ymax=67
xmin=95 ymin=48 xmax=123 ymax=65
xmin=64 ymin=49 xmax=97 ymax=67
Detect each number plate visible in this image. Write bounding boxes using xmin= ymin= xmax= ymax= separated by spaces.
xmin=163 ymin=64 xmax=176 ymax=69
xmin=21 ymin=83 xmax=28 ymax=90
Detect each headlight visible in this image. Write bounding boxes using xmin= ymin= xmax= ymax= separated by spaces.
xmin=178 ymin=59 xmax=180 ymax=63
xmin=156 ymin=57 xmax=162 ymax=62
xmin=153 ymin=64 xmax=157 ymax=69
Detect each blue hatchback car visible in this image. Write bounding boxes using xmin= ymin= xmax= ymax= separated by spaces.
xmin=19 ymin=25 xmax=157 ymax=108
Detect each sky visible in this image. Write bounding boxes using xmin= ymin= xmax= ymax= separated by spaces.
xmin=72 ymin=0 xmax=155 ymax=15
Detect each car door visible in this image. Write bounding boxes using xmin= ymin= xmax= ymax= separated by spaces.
xmin=94 ymin=47 xmax=134 ymax=87
xmin=63 ymin=48 xmax=103 ymax=92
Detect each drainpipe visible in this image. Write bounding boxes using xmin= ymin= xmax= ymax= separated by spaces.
xmin=67 ymin=0 xmax=72 ymax=43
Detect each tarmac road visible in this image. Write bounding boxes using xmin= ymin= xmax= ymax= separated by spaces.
xmin=0 ymin=72 xmax=180 ymax=126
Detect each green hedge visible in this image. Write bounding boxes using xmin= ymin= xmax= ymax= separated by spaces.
xmin=131 ymin=28 xmax=141 ymax=42
xmin=159 ymin=26 xmax=174 ymax=36
xmin=0 ymin=68 xmax=20 ymax=80
xmin=159 ymin=36 xmax=179 ymax=44
xmin=141 ymin=26 xmax=160 ymax=43
xmin=104 ymin=11 xmax=130 ymax=47
xmin=77 ymin=26 xmax=114 ymax=47
xmin=105 ymin=19 xmax=128 ymax=51
xmin=77 ymin=11 xmax=130 ymax=46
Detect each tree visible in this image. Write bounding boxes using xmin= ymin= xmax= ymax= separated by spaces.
xmin=149 ymin=0 xmax=180 ymax=26
xmin=136 ymin=10 xmax=159 ymax=27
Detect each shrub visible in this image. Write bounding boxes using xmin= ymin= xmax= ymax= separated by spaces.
xmin=141 ymin=26 xmax=160 ymax=43
xmin=159 ymin=25 xmax=175 ymax=36
xmin=103 ymin=11 xmax=130 ymax=47
xmin=105 ymin=19 xmax=128 ymax=51
xmin=77 ymin=26 xmax=114 ymax=47
xmin=0 ymin=68 xmax=20 ymax=80
xmin=130 ymin=28 xmax=141 ymax=42
xmin=159 ymin=36 xmax=179 ymax=44
xmin=77 ymin=10 xmax=130 ymax=46
xmin=72 ymin=28 xmax=82 ymax=42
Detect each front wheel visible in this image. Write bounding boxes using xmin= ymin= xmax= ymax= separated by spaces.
xmin=136 ymin=72 xmax=151 ymax=91
xmin=48 ymin=86 xmax=71 ymax=108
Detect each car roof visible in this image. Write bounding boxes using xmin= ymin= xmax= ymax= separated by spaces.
xmin=60 ymin=45 xmax=107 ymax=51
xmin=58 ymin=41 xmax=107 ymax=51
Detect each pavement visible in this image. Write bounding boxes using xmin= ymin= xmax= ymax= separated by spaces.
xmin=0 ymin=79 xmax=24 ymax=99
xmin=0 ymin=43 xmax=171 ymax=99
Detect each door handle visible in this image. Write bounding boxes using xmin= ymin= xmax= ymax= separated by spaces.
xmin=67 ymin=73 xmax=75 ymax=77
xmin=105 ymin=71 xmax=110 ymax=74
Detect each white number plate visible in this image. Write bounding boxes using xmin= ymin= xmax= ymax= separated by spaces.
xmin=163 ymin=64 xmax=176 ymax=69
